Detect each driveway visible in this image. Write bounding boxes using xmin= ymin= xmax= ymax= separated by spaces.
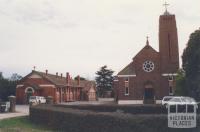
xmin=61 ymin=98 xmax=115 ymax=105
xmin=0 ymin=105 xmax=29 ymax=120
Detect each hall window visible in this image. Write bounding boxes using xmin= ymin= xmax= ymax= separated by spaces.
xmin=125 ymin=87 xmax=129 ymax=95
xmin=169 ymin=86 xmax=173 ymax=95
xmin=168 ymin=75 xmax=173 ymax=81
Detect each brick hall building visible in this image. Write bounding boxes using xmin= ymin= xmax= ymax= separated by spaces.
xmin=114 ymin=9 xmax=180 ymax=104
xmin=16 ymin=70 xmax=97 ymax=104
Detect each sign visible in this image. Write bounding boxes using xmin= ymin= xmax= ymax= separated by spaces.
xmin=168 ymin=113 xmax=196 ymax=128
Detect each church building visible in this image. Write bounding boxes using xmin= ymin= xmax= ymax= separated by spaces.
xmin=114 ymin=7 xmax=179 ymax=104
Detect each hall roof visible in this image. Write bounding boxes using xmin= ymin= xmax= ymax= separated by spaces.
xmin=20 ymin=70 xmax=95 ymax=91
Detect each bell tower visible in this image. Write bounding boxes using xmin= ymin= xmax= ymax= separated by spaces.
xmin=159 ymin=2 xmax=179 ymax=73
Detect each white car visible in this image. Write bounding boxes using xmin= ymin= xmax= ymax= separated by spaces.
xmin=29 ymin=96 xmax=46 ymax=104
xmin=162 ymin=96 xmax=197 ymax=106
xmin=162 ymin=96 xmax=178 ymax=106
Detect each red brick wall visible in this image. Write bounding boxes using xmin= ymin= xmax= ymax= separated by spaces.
xmin=16 ymin=77 xmax=57 ymax=104
xmin=116 ymin=14 xmax=179 ymax=102
xmin=159 ymin=14 xmax=179 ymax=73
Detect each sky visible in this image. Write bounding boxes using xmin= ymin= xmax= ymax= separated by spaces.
xmin=0 ymin=0 xmax=200 ymax=79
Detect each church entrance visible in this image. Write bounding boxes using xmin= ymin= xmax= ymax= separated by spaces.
xmin=143 ymin=82 xmax=155 ymax=104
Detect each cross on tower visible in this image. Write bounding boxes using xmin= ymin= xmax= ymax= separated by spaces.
xmin=163 ymin=1 xmax=169 ymax=12
xmin=33 ymin=66 xmax=36 ymax=71
xmin=146 ymin=36 xmax=149 ymax=45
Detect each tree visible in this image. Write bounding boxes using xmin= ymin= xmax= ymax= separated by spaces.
xmin=0 ymin=72 xmax=22 ymax=101
xmin=10 ymin=73 xmax=22 ymax=81
xmin=74 ymin=76 xmax=86 ymax=81
xmin=0 ymin=72 xmax=3 ymax=79
xmin=182 ymin=29 xmax=200 ymax=101
xmin=175 ymin=69 xmax=188 ymax=96
xmin=95 ymin=65 xmax=114 ymax=97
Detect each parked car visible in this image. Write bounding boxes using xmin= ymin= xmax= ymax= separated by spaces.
xmin=29 ymin=96 xmax=46 ymax=104
xmin=0 ymin=102 xmax=6 ymax=112
xmin=162 ymin=96 xmax=177 ymax=106
xmin=162 ymin=96 xmax=197 ymax=106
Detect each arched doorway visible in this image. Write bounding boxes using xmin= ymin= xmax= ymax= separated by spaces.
xmin=25 ymin=87 xmax=34 ymax=104
xmin=143 ymin=82 xmax=155 ymax=104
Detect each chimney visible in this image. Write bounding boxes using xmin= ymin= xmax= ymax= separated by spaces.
xmin=56 ymin=72 xmax=58 ymax=78
xmin=45 ymin=70 xmax=48 ymax=75
xmin=61 ymin=73 xmax=63 ymax=78
xmin=66 ymin=72 xmax=70 ymax=85
xmin=77 ymin=75 xmax=80 ymax=86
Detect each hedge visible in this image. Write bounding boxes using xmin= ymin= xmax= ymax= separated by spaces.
xmin=55 ymin=104 xmax=167 ymax=114
xmin=30 ymin=104 xmax=200 ymax=132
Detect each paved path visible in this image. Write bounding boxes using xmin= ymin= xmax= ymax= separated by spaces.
xmin=61 ymin=98 xmax=116 ymax=105
xmin=0 ymin=105 xmax=29 ymax=120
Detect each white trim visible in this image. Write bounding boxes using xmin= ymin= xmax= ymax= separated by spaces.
xmin=156 ymin=100 xmax=162 ymax=104
xmin=16 ymin=85 xmax=24 ymax=88
xmin=162 ymin=73 xmax=178 ymax=76
xmin=25 ymin=87 xmax=35 ymax=93
xmin=114 ymin=80 xmax=119 ymax=82
xmin=118 ymin=100 xmax=162 ymax=104
xmin=39 ymin=84 xmax=56 ymax=88
xmin=118 ymin=100 xmax=143 ymax=104
xmin=118 ymin=75 xmax=136 ymax=77
xmin=125 ymin=87 xmax=129 ymax=96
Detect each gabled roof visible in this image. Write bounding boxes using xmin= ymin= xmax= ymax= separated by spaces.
xmin=80 ymin=81 xmax=96 ymax=92
xmin=117 ymin=43 xmax=158 ymax=76
xmin=20 ymin=70 xmax=95 ymax=90
xmin=118 ymin=62 xmax=135 ymax=75
xmin=133 ymin=44 xmax=158 ymax=60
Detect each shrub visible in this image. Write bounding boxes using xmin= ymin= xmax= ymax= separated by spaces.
xmin=30 ymin=104 xmax=200 ymax=132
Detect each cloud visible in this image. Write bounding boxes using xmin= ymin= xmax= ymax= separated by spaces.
xmin=0 ymin=0 xmax=200 ymax=78
xmin=0 ymin=0 xmax=79 ymax=28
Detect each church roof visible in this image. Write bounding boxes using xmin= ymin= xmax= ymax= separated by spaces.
xmin=118 ymin=40 xmax=158 ymax=76
xmin=133 ymin=44 xmax=158 ymax=60
xmin=118 ymin=62 xmax=135 ymax=75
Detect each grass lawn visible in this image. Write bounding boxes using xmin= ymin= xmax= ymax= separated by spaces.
xmin=0 ymin=116 xmax=54 ymax=132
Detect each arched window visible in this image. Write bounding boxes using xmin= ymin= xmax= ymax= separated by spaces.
xmin=25 ymin=87 xmax=34 ymax=93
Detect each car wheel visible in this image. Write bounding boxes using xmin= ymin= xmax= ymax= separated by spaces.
xmin=164 ymin=103 xmax=168 ymax=108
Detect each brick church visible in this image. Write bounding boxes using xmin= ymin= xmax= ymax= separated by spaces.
xmin=114 ymin=8 xmax=179 ymax=104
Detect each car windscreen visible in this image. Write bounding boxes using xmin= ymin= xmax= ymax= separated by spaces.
xmin=164 ymin=97 xmax=172 ymax=101
xmin=169 ymin=98 xmax=181 ymax=102
xmin=29 ymin=96 xmax=36 ymax=99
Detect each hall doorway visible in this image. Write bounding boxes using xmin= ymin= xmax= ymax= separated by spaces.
xmin=143 ymin=82 xmax=155 ymax=104
xmin=25 ymin=87 xmax=34 ymax=104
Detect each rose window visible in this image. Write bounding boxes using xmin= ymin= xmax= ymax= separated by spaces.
xmin=143 ymin=61 xmax=154 ymax=72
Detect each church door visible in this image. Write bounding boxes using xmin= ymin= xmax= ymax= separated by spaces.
xmin=143 ymin=83 xmax=155 ymax=104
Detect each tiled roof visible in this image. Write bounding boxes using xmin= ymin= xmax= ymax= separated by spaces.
xmin=32 ymin=71 xmax=94 ymax=91
xmin=80 ymin=80 xmax=96 ymax=92
xmin=118 ymin=62 xmax=135 ymax=75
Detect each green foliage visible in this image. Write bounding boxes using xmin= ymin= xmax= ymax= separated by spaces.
xmin=0 ymin=116 xmax=53 ymax=132
xmin=74 ymin=76 xmax=86 ymax=81
xmin=95 ymin=65 xmax=114 ymax=97
xmin=30 ymin=105 xmax=200 ymax=132
xmin=10 ymin=73 xmax=22 ymax=81
xmin=0 ymin=73 xmax=21 ymax=101
xmin=175 ymin=69 xmax=188 ymax=96
xmin=182 ymin=29 xmax=200 ymax=101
